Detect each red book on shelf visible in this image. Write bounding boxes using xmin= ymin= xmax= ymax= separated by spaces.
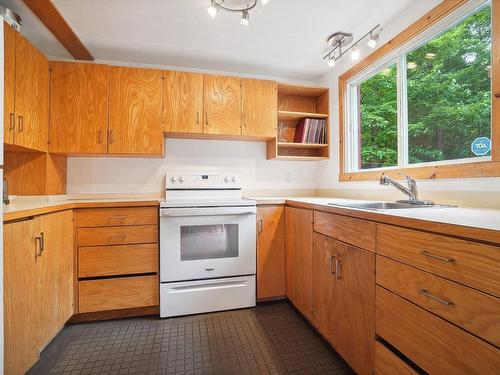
xmin=293 ymin=119 xmax=305 ymax=143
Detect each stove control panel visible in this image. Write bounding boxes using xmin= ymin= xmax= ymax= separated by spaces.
xmin=166 ymin=172 xmax=240 ymax=190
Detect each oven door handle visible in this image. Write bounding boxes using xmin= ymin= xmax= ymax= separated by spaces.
xmin=160 ymin=206 xmax=257 ymax=217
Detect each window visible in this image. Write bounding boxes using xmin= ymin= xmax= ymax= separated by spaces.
xmin=346 ymin=2 xmax=492 ymax=172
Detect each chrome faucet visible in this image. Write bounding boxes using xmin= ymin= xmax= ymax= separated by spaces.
xmin=379 ymin=174 xmax=434 ymax=205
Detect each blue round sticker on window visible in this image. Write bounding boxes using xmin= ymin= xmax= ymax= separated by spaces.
xmin=471 ymin=137 xmax=491 ymax=156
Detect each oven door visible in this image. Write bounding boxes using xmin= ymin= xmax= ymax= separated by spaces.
xmin=160 ymin=206 xmax=257 ymax=282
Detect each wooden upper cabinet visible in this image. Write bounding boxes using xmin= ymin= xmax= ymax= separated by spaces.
xmin=49 ymin=62 xmax=109 ymax=154
xmin=203 ymin=74 xmax=242 ymax=135
xmin=4 ymin=22 xmax=16 ymax=145
xmin=242 ymin=79 xmax=277 ymax=138
xmin=163 ymin=71 xmax=204 ymax=134
xmin=14 ymin=32 xmax=49 ymax=151
xmin=108 ymin=66 xmax=164 ymax=155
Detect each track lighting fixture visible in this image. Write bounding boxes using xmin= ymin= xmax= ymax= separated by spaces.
xmin=367 ymin=31 xmax=379 ymax=48
xmin=240 ymin=10 xmax=249 ymax=25
xmin=350 ymin=45 xmax=360 ymax=60
xmin=327 ymin=55 xmax=336 ymax=67
xmin=207 ymin=0 xmax=269 ymax=24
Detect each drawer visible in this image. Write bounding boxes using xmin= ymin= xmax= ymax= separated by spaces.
xmin=377 ymin=224 xmax=500 ymax=297
xmin=314 ymin=211 xmax=376 ymax=252
xmin=376 ymin=286 xmax=500 ymax=375
xmin=77 ymin=225 xmax=158 ymax=246
xmin=377 ymin=256 xmax=500 ymax=346
xmin=374 ymin=341 xmax=417 ymax=375
xmin=79 ymin=275 xmax=159 ymax=313
xmin=76 ymin=207 xmax=157 ymax=227
xmin=78 ymin=244 xmax=158 ymax=278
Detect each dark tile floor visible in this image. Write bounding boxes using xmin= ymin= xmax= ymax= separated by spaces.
xmin=28 ymin=302 xmax=353 ymax=375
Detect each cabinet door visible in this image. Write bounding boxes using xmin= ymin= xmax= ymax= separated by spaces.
xmin=49 ymin=62 xmax=109 ymax=153
xmin=333 ymin=240 xmax=375 ymax=375
xmin=108 ymin=66 xmax=163 ymax=155
xmin=36 ymin=210 xmax=74 ymax=348
xmin=4 ymin=219 xmax=41 ymax=375
xmin=285 ymin=206 xmax=296 ymax=302
xmin=242 ymin=79 xmax=277 ymax=138
xmin=14 ymin=32 xmax=49 ymax=151
xmin=4 ymin=22 xmax=16 ymax=145
xmin=203 ymin=74 xmax=242 ymax=135
xmin=257 ymin=205 xmax=285 ymax=300
xmin=312 ymin=233 xmax=336 ymax=344
xmin=163 ymin=71 xmax=204 ymax=134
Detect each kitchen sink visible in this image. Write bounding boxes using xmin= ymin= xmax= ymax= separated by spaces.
xmin=327 ymin=202 xmax=448 ymax=211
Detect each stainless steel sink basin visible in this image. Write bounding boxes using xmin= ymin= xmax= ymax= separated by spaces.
xmin=327 ymin=202 xmax=446 ymax=211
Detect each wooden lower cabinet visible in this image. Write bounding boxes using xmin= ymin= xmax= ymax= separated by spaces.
xmin=312 ymin=232 xmax=375 ymax=375
xmin=257 ymin=205 xmax=285 ymax=300
xmin=284 ymin=206 xmax=313 ymax=320
xmin=4 ymin=210 xmax=74 ymax=375
xmin=374 ymin=341 xmax=417 ymax=375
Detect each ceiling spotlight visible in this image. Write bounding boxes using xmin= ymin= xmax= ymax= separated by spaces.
xmin=367 ymin=32 xmax=379 ymax=48
xmin=327 ymin=55 xmax=336 ymax=67
xmin=261 ymin=0 xmax=270 ymax=5
xmin=350 ymin=45 xmax=360 ymax=60
xmin=207 ymin=1 xmax=218 ymax=18
xmin=240 ymin=10 xmax=249 ymax=25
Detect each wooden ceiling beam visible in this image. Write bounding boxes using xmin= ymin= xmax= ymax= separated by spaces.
xmin=22 ymin=0 xmax=93 ymax=60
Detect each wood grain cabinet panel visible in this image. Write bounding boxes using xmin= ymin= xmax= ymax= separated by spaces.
xmin=242 ymin=79 xmax=277 ymax=138
xmin=374 ymin=341 xmax=417 ymax=375
xmin=3 ymin=218 xmax=40 ymax=375
xmin=203 ymin=74 xmax=242 ymax=135
xmin=108 ymin=66 xmax=164 ymax=155
xmin=257 ymin=205 xmax=285 ymax=300
xmin=76 ymin=207 xmax=158 ymax=227
xmin=377 ymin=255 xmax=500 ymax=346
xmin=79 ymin=275 xmax=159 ymax=313
xmin=314 ymin=211 xmax=376 ymax=252
xmin=79 ymin=243 xmax=158 ymax=278
xmin=163 ymin=70 xmax=204 ymax=134
xmin=14 ymin=32 xmax=49 ymax=151
xmin=284 ymin=206 xmax=296 ymax=303
xmin=377 ymin=224 xmax=500 ymax=297
xmin=49 ymin=62 xmax=109 ymax=153
xmin=376 ymin=286 xmax=500 ymax=375
xmin=77 ymin=225 xmax=158 ymax=247
xmin=4 ymin=22 xmax=16 ymax=145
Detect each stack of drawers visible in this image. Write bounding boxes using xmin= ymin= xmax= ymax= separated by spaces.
xmin=76 ymin=206 xmax=159 ymax=314
xmin=375 ymin=224 xmax=500 ymax=374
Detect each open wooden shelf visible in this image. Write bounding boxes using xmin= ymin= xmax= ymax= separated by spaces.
xmin=277 ymin=110 xmax=328 ymax=121
xmin=277 ymin=142 xmax=328 ymax=149
xmin=274 ymin=155 xmax=329 ymax=161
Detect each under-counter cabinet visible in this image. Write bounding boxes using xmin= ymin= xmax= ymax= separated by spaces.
xmin=4 ymin=22 xmax=49 ymax=152
xmin=49 ymin=62 xmax=109 ymax=154
xmin=75 ymin=207 xmax=159 ymax=315
xmin=284 ymin=206 xmax=313 ymax=320
xmin=256 ymin=205 xmax=285 ymax=300
xmin=108 ymin=66 xmax=164 ymax=155
xmin=4 ymin=210 xmax=74 ymax=375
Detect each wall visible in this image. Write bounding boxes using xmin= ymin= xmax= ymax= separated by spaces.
xmin=67 ymin=138 xmax=317 ymax=197
xmin=316 ymin=0 xmax=500 ymax=208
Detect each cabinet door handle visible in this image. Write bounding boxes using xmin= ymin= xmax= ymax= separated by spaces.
xmin=205 ymin=112 xmax=209 ymax=125
xmin=35 ymin=232 xmax=44 ymax=257
xmin=196 ymin=111 xmax=200 ymax=125
xmin=419 ymin=250 xmax=455 ymax=263
xmin=109 ymin=129 xmax=114 ymax=144
xmin=18 ymin=115 xmax=24 ymax=132
xmin=330 ymin=255 xmax=336 ymax=275
xmin=9 ymin=113 xmax=15 ymax=131
xmin=335 ymin=259 xmax=341 ymax=280
xmin=258 ymin=218 xmax=263 ymax=233
xmin=419 ymin=289 xmax=453 ymax=306
xmin=98 ymin=130 xmax=103 ymax=144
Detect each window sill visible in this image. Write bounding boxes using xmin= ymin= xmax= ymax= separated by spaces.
xmin=340 ymin=160 xmax=500 ymax=182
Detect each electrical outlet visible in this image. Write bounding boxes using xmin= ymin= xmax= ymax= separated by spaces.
xmin=284 ymin=171 xmax=292 ymax=183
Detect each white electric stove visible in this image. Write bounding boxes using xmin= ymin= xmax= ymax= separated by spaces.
xmin=159 ymin=172 xmax=256 ymax=318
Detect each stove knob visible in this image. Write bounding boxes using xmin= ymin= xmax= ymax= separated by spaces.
xmin=170 ymin=176 xmax=178 ymax=183
xmin=231 ymin=176 xmax=236 ymax=183
xmin=179 ymin=176 xmax=185 ymax=183
xmin=224 ymin=176 xmax=230 ymax=183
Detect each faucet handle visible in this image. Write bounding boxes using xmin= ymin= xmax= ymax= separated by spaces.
xmin=398 ymin=173 xmax=416 ymax=184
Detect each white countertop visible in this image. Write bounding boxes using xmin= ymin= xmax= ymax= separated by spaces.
xmin=251 ymin=196 xmax=500 ymax=233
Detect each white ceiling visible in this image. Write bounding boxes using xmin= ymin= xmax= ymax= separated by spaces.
xmin=2 ymin=0 xmax=438 ymax=82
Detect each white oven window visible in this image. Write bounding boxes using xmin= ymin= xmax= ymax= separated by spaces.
xmin=180 ymin=224 xmax=239 ymax=261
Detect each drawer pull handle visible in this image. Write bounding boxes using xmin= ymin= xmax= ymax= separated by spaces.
xmin=108 ymin=216 xmax=126 ymax=222
xmin=419 ymin=250 xmax=455 ymax=263
xmin=419 ymin=289 xmax=454 ymax=306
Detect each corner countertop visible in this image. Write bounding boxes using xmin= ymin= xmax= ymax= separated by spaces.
xmin=251 ymin=196 xmax=500 ymax=244
xmin=3 ymin=196 xmax=161 ymax=222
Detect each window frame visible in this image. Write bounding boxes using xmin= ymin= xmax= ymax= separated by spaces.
xmin=339 ymin=0 xmax=499 ymax=181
